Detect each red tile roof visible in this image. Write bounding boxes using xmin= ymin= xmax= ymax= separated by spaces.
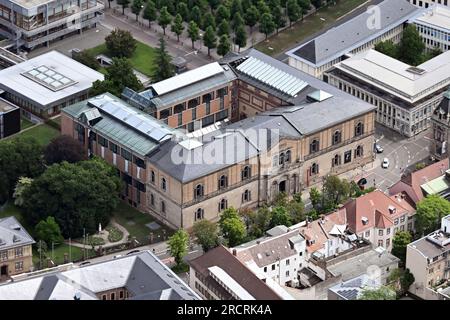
xmin=343 ymin=190 xmax=412 ymax=234
xmin=389 ymin=158 xmax=449 ymax=205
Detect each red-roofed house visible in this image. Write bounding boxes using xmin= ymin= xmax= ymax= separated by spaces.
xmin=342 ymin=190 xmax=415 ymax=251
xmin=389 ymin=158 xmax=449 ymax=205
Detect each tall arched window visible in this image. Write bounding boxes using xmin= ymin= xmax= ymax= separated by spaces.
xmin=332 ymin=154 xmax=341 ymax=167
xmin=355 ymin=122 xmax=364 ymax=136
xmin=161 ymin=201 xmax=166 ymax=214
xmin=195 ymin=208 xmax=204 ymax=221
xmin=241 ymin=166 xmax=251 ymax=180
xmin=150 ymin=194 xmax=155 ymax=206
xmin=151 ymin=171 xmax=155 ymax=184
xmin=219 ymin=198 xmax=228 ymax=212
xmin=279 ymin=152 xmax=285 ymax=165
xmin=332 ymin=130 xmax=342 ymax=145
xmin=194 ymin=184 xmax=204 ymax=199
xmin=161 ymin=178 xmax=167 ymax=191
xmin=310 ymin=139 xmax=320 ymax=153
xmin=311 ymin=163 xmax=319 ymax=175
xmin=218 ymin=175 xmax=228 ymax=189
xmin=242 ymin=190 xmax=251 ymax=203
xmin=356 ymin=145 xmax=364 ymax=158
xmin=285 ymin=150 xmax=291 ymax=163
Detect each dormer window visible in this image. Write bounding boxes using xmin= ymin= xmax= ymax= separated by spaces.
xmin=388 ymin=205 xmax=396 ymax=214
xmin=362 ymin=217 xmax=369 ymax=225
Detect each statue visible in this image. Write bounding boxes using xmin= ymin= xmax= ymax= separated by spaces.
xmin=98 ymin=223 xmax=102 ymax=233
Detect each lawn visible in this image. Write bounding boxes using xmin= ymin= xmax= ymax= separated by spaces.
xmin=255 ymin=0 xmax=368 ymax=57
xmin=15 ymin=123 xmax=60 ymax=147
xmin=113 ymin=202 xmax=173 ymax=245
xmin=87 ymin=41 xmax=156 ymax=78
xmin=20 ymin=117 xmax=34 ymax=130
xmin=32 ymin=243 xmax=90 ymax=267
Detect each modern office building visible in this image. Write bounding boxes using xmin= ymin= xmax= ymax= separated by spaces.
xmin=0 ymin=0 xmax=104 ymax=51
xmin=0 ymin=216 xmax=35 ymax=281
xmin=410 ymin=4 xmax=450 ymax=52
xmin=0 ymin=50 xmax=103 ymax=119
xmin=0 ymin=250 xmax=200 ymax=300
xmin=406 ymin=215 xmax=450 ymax=300
xmin=325 ymin=49 xmax=450 ymax=137
xmin=286 ymin=0 xmax=419 ymax=79
xmin=0 ymin=97 xmax=20 ymax=138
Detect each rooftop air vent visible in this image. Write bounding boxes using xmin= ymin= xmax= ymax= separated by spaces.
xmin=361 ymin=217 xmax=369 ymax=225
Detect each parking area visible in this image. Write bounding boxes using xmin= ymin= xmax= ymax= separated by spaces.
xmin=364 ymin=125 xmax=433 ymax=191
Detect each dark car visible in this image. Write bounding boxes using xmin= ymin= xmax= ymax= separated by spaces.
xmin=127 ymin=250 xmax=141 ymax=255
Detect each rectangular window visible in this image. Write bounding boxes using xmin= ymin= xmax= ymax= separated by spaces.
xmin=98 ymin=135 xmax=108 ymax=147
xmin=286 ymin=259 xmax=290 ymax=266
xmin=15 ymin=247 xmax=23 ymax=258
xmin=0 ymin=251 xmax=7 ymax=261
xmin=365 ymin=231 xmax=370 ymax=237
xmin=15 ymin=261 xmax=23 ymax=271
xmin=386 ymin=238 xmax=390 ymax=247
xmin=133 ymin=156 xmax=146 ymax=169
xmin=378 ymin=240 xmax=383 ymax=247
xmin=192 ymin=108 xmax=196 ymax=120
xmin=378 ymin=230 xmax=383 ymax=236
xmin=394 ymin=218 xmax=399 ymax=225
xmin=344 ymin=150 xmax=352 ymax=164
xmin=109 ymin=142 xmax=119 ymax=154
xmin=400 ymin=215 xmax=405 ymax=223
xmin=272 ymin=264 xmax=275 ymax=271
xmin=121 ymin=148 xmax=132 ymax=161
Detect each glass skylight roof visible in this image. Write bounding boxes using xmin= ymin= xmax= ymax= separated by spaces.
xmin=21 ymin=65 xmax=76 ymax=91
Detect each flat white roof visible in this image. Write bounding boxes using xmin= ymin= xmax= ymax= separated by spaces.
xmin=208 ymin=266 xmax=255 ymax=300
xmin=0 ymin=50 xmax=104 ymax=107
xmin=412 ymin=4 xmax=450 ymax=31
xmin=334 ymin=49 xmax=450 ymax=102
xmin=151 ymin=62 xmax=224 ymax=96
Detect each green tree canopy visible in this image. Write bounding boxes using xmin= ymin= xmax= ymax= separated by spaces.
xmin=168 ymin=229 xmax=189 ymax=266
xmin=13 ymin=177 xmax=33 ymax=207
xmin=44 ymin=135 xmax=87 ymax=165
xmin=189 ymin=6 xmax=202 ymax=27
xmin=270 ymin=206 xmax=292 ymax=228
xmin=398 ymin=25 xmax=425 ymax=66
xmin=72 ymin=50 xmax=99 ymax=70
xmin=232 ymin=12 xmax=245 ymax=32
xmin=309 ymin=187 xmax=322 ymax=211
xmin=188 ymin=20 xmax=200 ymax=49
xmin=36 ymin=216 xmax=64 ymax=246
xmin=374 ymin=40 xmax=399 ymax=59
xmin=247 ymin=206 xmax=272 ymax=238
xmin=131 ymin=0 xmax=143 ymax=21
xmin=158 ymin=6 xmax=172 ymax=35
xmin=219 ymin=207 xmax=246 ymax=247
xmin=105 ymin=28 xmax=137 ymax=58
xmin=90 ymin=57 xmax=143 ymax=96
xmin=230 ymin=0 xmax=243 ymax=17
xmin=259 ymin=13 xmax=276 ymax=40
xmin=391 ymin=231 xmax=412 ymax=264
xmin=22 ymin=158 xmax=122 ymax=238
xmin=416 ymin=195 xmax=450 ymax=235
xmin=193 ymin=220 xmax=219 ymax=252
xmin=202 ymin=12 xmax=216 ymax=31
xmin=203 ymin=26 xmax=217 ymax=57
xmin=171 ymin=14 xmax=185 ymax=41
xmin=176 ymin=2 xmax=189 ymax=21
xmin=323 ymin=175 xmax=351 ymax=211
xmin=143 ymin=0 xmax=157 ymax=27
xmin=217 ymin=34 xmax=231 ymax=57
xmin=287 ymin=0 xmax=301 ymax=27
xmin=234 ymin=24 xmax=247 ymax=52
xmin=217 ymin=19 xmax=230 ymax=37
xmin=358 ymin=286 xmax=397 ymax=300
xmin=117 ymin=0 xmax=130 ymax=14
xmin=216 ymin=4 xmax=230 ymax=21
xmin=152 ymin=37 xmax=175 ymax=82
xmin=244 ymin=5 xmax=259 ymax=33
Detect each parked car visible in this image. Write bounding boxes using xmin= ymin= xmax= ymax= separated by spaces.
xmin=79 ymin=261 xmax=90 ymax=266
xmin=382 ymin=158 xmax=390 ymax=169
xmin=127 ymin=250 xmax=140 ymax=255
xmin=374 ymin=143 xmax=384 ymax=153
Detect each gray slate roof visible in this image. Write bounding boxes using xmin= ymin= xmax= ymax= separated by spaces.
xmin=0 ymin=250 xmax=199 ymax=300
xmin=0 ymin=216 xmax=35 ymax=250
xmin=286 ymin=0 xmax=419 ymax=66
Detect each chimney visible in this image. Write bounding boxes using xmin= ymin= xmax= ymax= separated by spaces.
xmin=232 ymin=249 xmax=237 ymax=256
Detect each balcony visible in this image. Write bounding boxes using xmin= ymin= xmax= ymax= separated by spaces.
xmin=304 ymin=131 xmax=374 ymax=161
xmin=182 ymin=175 xmax=258 ymax=208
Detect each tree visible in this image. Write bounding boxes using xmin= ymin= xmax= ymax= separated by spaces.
xmin=36 ymin=217 xmax=64 ymax=246
xmin=259 ymin=13 xmax=276 ymax=40
xmin=309 ymin=187 xmax=322 ymax=211
xmin=202 ymin=12 xmax=216 ymax=31
xmin=216 ymin=4 xmax=230 ymax=22
xmin=187 ymin=21 xmax=200 ymax=49
xmin=232 ymin=12 xmax=245 ymax=32
xmin=13 ymin=177 xmax=33 ymax=207
xmin=398 ymin=24 xmax=425 ymax=66
xmin=44 ymin=135 xmax=87 ymax=165
xmin=217 ymin=34 xmax=231 ymax=57
xmin=117 ymin=0 xmax=130 ymax=15
xmin=152 ymin=37 xmax=175 ymax=81
xmin=171 ymin=14 xmax=184 ymax=41
xmin=270 ymin=206 xmax=292 ymax=228
xmin=131 ymin=0 xmax=143 ymax=21
xmin=257 ymin=0 xmax=270 ymax=15
xmin=230 ymin=0 xmax=243 ymax=17
xmin=193 ymin=220 xmax=219 ymax=252
xmin=143 ymin=0 xmax=157 ymax=27
xmin=272 ymin=4 xmax=285 ymax=34
xmin=298 ymin=0 xmax=311 ymax=16
xmin=248 ymin=206 xmax=272 ymax=238
xmin=311 ymin=0 xmax=322 ymax=9
xmin=176 ymin=2 xmax=189 ymax=21
xmin=22 ymin=158 xmax=122 ymax=238
xmin=90 ymin=57 xmax=143 ymax=96
xmin=72 ymin=50 xmax=99 ymax=70
xmin=217 ymin=19 xmax=230 ymax=37
xmin=105 ymin=29 xmax=137 ymax=58
xmin=416 ymin=195 xmax=450 ymax=235
xmin=0 ymin=137 xmax=44 ymax=204
xmin=158 ymin=6 xmax=172 ymax=35
xmin=203 ymin=26 xmax=217 ymax=57
xmin=287 ymin=0 xmax=301 ymax=27
xmin=323 ymin=175 xmax=351 ymax=210
xmin=168 ymin=229 xmax=189 ymax=266
xmin=358 ymin=286 xmax=396 ymax=300
xmin=374 ymin=40 xmax=398 ymax=59
xmin=219 ymin=208 xmax=246 ymax=247
xmin=189 ymin=6 xmax=202 ymax=27
xmin=388 ymin=268 xmax=415 ymax=297
xmin=392 ymin=231 xmax=412 ymax=264
xmin=286 ymin=198 xmax=305 ymax=223
xmin=245 ymin=5 xmax=259 ymax=33
xmin=234 ymin=24 xmax=247 ymax=52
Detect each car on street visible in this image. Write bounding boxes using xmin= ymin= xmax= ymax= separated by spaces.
xmin=374 ymin=143 xmax=384 ymax=153
xmin=127 ymin=250 xmax=140 ymax=255
xmin=79 ymin=261 xmax=90 ymax=266
xmin=382 ymin=158 xmax=390 ymax=169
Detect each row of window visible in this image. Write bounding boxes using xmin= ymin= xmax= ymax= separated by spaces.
xmin=309 ymin=145 xmax=364 ymax=176
xmin=193 ymin=191 xmax=252 ymax=221
xmin=0 ymin=248 xmax=24 ymax=260
xmin=94 ymin=134 xmax=146 ymax=169
xmin=309 ymin=122 xmax=364 ymax=154
xmin=273 ymin=150 xmax=292 ymax=167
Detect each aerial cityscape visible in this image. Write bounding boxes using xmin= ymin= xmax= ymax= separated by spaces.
xmin=0 ymin=0 xmax=449 ymax=305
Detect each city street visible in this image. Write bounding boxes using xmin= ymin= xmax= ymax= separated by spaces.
xmin=363 ymin=125 xmax=433 ymax=191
